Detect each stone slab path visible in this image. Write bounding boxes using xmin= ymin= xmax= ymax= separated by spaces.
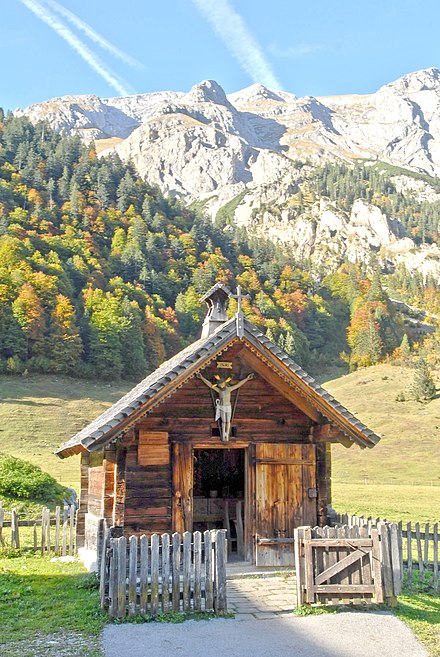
xmin=227 ymin=573 xmax=297 ymax=619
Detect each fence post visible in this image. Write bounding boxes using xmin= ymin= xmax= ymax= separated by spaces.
xmin=294 ymin=527 xmax=306 ymax=607
xmin=46 ymin=508 xmax=51 ymax=553
xmin=62 ymin=506 xmax=68 ymax=556
xmin=193 ymin=531 xmax=202 ymax=611
xmin=407 ymin=521 xmax=413 ymax=589
xmin=150 ymin=534 xmax=160 ymax=616
xmin=69 ymin=505 xmax=74 ymax=555
xmin=55 ymin=506 xmax=61 ymax=555
xmin=380 ymin=523 xmax=396 ymax=606
xmin=11 ymin=508 xmax=19 ymax=549
xmin=433 ymin=523 xmax=438 ymax=594
xmin=99 ymin=523 xmax=110 ymax=610
xmin=214 ymin=529 xmax=227 ymax=612
xmin=161 ymin=533 xmax=170 ymax=613
xmin=117 ymin=536 xmax=127 ymax=618
xmin=204 ymin=530 xmax=214 ymax=611
xmin=108 ymin=538 xmax=118 ymax=618
xmin=172 ymin=532 xmax=181 ymax=612
xmin=389 ymin=523 xmax=402 ymax=596
xmin=183 ymin=531 xmax=192 ymax=612
xmin=0 ymin=503 xmax=4 ymax=547
xmin=128 ymin=535 xmax=137 ymax=616
xmin=139 ymin=535 xmax=148 ymax=614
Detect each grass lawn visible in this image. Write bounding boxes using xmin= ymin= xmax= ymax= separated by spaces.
xmin=323 ymin=363 xmax=440 ymax=522
xmin=395 ymin=589 xmax=440 ymax=657
xmin=0 ymin=552 xmax=106 ymax=657
xmin=0 ymin=374 xmax=131 ymax=490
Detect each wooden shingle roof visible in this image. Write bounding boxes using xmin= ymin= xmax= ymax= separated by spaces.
xmin=56 ymin=317 xmax=380 ymax=458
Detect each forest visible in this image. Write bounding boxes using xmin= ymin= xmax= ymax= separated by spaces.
xmin=0 ymin=111 xmax=439 ymax=379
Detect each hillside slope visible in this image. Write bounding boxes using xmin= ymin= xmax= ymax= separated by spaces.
xmin=323 ymin=363 xmax=440 ymax=521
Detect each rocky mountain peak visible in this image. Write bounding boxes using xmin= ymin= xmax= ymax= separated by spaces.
xmin=378 ymin=67 xmax=440 ymax=95
xmin=183 ymin=79 xmax=229 ymax=105
xmin=228 ymin=83 xmax=292 ymax=106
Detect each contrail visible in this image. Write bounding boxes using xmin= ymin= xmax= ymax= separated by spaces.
xmin=19 ymin=0 xmax=134 ymax=96
xmin=192 ymin=0 xmax=282 ymax=89
xmin=41 ymin=0 xmax=144 ymax=70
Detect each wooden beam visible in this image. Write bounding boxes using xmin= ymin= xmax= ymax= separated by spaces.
xmin=238 ymin=348 xmax=322 ymax=422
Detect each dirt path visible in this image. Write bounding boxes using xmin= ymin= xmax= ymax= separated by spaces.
xmin=102 ymin=612 xmax=428 ymax=657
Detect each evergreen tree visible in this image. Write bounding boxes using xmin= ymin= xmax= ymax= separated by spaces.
xmin=411 ymin=358 xmax=437 ymax=402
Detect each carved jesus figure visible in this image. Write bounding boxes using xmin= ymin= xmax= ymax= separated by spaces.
xmin=197 ymin=372 xmax=254 ymax=441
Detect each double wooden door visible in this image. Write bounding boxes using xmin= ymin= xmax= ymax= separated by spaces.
xmin=255 ymin=443 xmax=317 ymax=566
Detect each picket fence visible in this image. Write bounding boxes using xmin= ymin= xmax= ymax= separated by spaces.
xmin=0 ymin=502 xmax=76 ymax=554
xmin=99 ymin=527 xmax=227 ymax=618
xmin=335 ymin=513 xmax=439 ymax=592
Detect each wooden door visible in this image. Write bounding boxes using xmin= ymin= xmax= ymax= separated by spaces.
xmin=172 ymin=442 xmax=193 ymax=534
xmin=255 ymin=443 xmax=316 ymax=566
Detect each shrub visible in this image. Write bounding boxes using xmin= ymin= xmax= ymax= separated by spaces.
xmin=0 ymin=453 xmax=67 ymax=503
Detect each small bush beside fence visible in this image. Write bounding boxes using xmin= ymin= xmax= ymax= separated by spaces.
xmin=0 ymin=502 xmax=76 ymax=554
xmin=99 ymin=528 xmax=227 ymax=618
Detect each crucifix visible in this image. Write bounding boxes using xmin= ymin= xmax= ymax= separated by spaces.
xmin=231 ymin=285 xmax=250 ymax=338
xmin=197 ymin=371 xmax=255 ymax=441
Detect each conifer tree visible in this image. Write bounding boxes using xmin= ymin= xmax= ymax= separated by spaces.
xmin=411 ymin=358 xmax=437 ymax=402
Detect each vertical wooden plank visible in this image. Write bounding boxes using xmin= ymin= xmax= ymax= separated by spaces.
xmin=193 ymin=531 xmax=202 ymax=611
xmin=304 ymin=527 xmax=314 ymax=604
xmin=62 ymin=506 xmax=68 ymax=556
xmin=108 ymin=538 xmax=118 ymax=618
xmin=294 ymin=527 xmax=304 ymax=607
xmin=423 ymin=523 xmax=430 ymax=570
xmin=172 ymin=532 xmax=181 ymax=612
xmin=360 ymin=526 xmax=372 ymax=593
xmin=55 ymin=506 xmax=61 ymax=555
xmin=182 ymin=531 xmax=192 ymax=612
xmin=139 ymin=535 xmax=148 ymax=615
xmin=215 ymin=530 xmax=227 ymax=612
xmin=172 ymin=442 xmax=193 ymax=534
xmin=99 ymin=526 xmax=109 ymax=610
xmin=397 ymin=521 xmax=404 ymax=588
xmin=46 ymin=508 xmax=51 ymax=553
xmin=117 ymin=536 xmax=127 ymax=618
xmin=415 ymin=522 xmax=424 ymax=577
xmin=33 ymin=523 xmax=38 ymax=551
xmin=371 ymin=528 xmax=383 ymax=604
xmin=350 ymin=526 xmax=361 ymax=603
xmin=0 ymin=504 xmax=4 ymax=547
xmin=390 ymin=523 xmax=402 ymax=596
xmin=150 ymin=533 xmax=160 ymax=616
xmin=204 ymin=530 xmax=214 ymax=611
xmin=128 ymin=535 xmax=137 ymax=616
xmin=69 ymin=505 xmax=74 ymax=555
xmin=380 ymin=524 xmax=395 ymax=605
xmin=11 ymin=508 xmax=19 ymax=549
xmin=328 ymin=527 xmax=338 ymax=605
xmin=407 ymin=521 xmax=413 ymax=590
xmin=161 ymin=533 xmax=170 ymax=613
xmin=41 ymin=507 xmax=46 ymax=554
xmin=433 ymin=523 xmax=438 ymax=594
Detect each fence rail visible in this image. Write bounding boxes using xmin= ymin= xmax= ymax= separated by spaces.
xmin=99 ymin=528 xmax=227 ymax=618
xmin=335 ymin=513 xmax=438 ymax=592
xmin=295 ymin=522 xmax=402 ymax=606
xmin=0 ymin=502 xmax=76 ymax=554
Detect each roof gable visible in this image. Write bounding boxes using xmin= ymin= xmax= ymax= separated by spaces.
xmin=56 ymin=317 xmax=380 ymax=457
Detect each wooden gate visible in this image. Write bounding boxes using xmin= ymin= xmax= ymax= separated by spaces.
xmin=294 ymin=524 xmax=402 ymax=605
xmin=255 ymin=444 xmax=316 ymax=566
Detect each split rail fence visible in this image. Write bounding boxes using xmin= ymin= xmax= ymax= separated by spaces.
xmin=295 ymin=522 xmax=402 ymax=606
xmin=99 ymin=527 xmax=227 ymax=618
xmin=0 ymin=502 xmax=77 ymax=554
xmin=335 ymin=513 xmax=439 ymax=592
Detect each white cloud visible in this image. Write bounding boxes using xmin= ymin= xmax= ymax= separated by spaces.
xmin=41 ymin=0 xmax=144 ymax=70
xmin=269 ymin=42 xmax=323 ymax=59
xmin=19 ymin=0 xmax=134 ymax=96
xmin=192 ymin=0 xmax=282 ymax=89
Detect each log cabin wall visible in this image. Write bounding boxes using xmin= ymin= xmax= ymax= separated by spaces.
xmin=119 ymin=343 xmax=333 ymax=541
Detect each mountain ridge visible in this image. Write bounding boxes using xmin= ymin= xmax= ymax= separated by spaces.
xmin=14 ymin=68 xmax=440 ymax=280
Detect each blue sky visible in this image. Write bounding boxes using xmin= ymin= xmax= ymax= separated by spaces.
xmin=2 ymin=0 xmax=440 ymax=110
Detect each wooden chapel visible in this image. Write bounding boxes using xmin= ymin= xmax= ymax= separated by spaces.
xmin=56 ymin=283 xmax=380 ymax=567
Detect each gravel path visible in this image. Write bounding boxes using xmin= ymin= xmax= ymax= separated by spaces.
xmin=103 ymin=612 xmax=428 ymax=657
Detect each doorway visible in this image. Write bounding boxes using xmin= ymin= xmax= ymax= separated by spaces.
xmin=193 ymin=448 xmax=246 ymax=559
